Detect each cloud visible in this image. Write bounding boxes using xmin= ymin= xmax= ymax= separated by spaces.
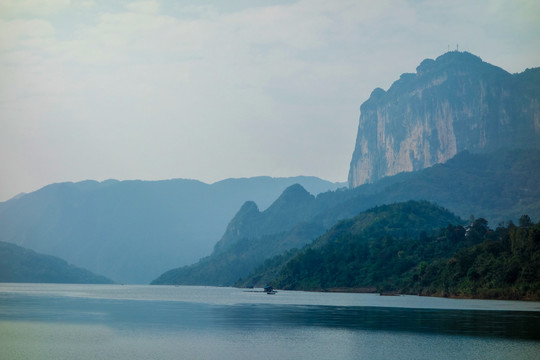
xmin=0 ymin=0 xmax=539 ymax=201
xmin=126 ymin=0 xmax=160 ymax=15
xmin=0 ymin=19 xmax=56 ymax=52
xmin=0 ymin=0 xmax=71 ymax=18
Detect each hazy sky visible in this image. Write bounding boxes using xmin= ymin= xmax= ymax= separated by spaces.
xmin=1 ymin=0 xmax=539 ymax=201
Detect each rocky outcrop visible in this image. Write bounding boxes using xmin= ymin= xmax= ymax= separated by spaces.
xmin=348 ymin=51 xmax=540 ymax=188
xmin=212 ymin=184 xmax=317 ymax=254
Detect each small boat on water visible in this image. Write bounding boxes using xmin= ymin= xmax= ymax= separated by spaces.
xmin=243 ymin=286 xmax=278 ymax=294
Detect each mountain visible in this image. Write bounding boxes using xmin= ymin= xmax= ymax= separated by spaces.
xmin=153 ymin=52 xmax=540 ymax=287
xmin=237 ymin=201 xmax=465 ymax=289
xmin=243 ymin=203 xmax=540 ymax=300
xmin=348 ymin=51 xmax=540 ymax=188
xmin=153 ymin=148 xmax=540 ymax=286
xmin=0 ymin=241 xmax=113 ymax=284
xmin=152 ymin=185 xmax=327 ymax=285
xmin=0 ymin=176 xmax=343 ymax=284
xmin=213 ymin=184 xmax=320 ymax=254
xmin=343 ymin=148 xmax=540 ymax=224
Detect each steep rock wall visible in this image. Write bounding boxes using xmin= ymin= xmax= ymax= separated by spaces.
xmin=348 ymin=52 xmax=540 ymax=188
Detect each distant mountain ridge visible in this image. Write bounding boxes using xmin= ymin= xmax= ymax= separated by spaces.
xmin=154 ymin=52 xmax=540 ymax=287
xmin=152 ymin=149 xmax=540 ymax=286
xmin=348 ymin=51 xmax=540 ymax=187
xmin=0 ymin=241 xmax=113 ymax=284
xmin=0 ymin=176 xmax=343 ymax=284
xmin=152 ymin=184 xmax=327 ymax=285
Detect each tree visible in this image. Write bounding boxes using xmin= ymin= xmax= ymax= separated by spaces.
xmin=519 ymin=215 xmax=533 ymax=228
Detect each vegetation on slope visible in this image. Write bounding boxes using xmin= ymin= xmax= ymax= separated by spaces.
xmin=0 ymin=241 xmax=114 ymax=284
xmin=152 ymin=221 xmax=325 ymax=286
xmin=245 ymin=205 xmax=539 ymax=300
xmin=155 ymin=149 xmax=540 ymax=287
xmin=236 ymin=201 xmax=464 ymax=288
xmin=407 ymin=216 xmax=540 ymax=299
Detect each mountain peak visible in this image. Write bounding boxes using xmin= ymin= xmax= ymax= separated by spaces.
xmin=349 ymin=52 xmax=540 ymax=188
xmin=212 ymin=200 xmax=262 ymax=254
xmin=275 ymin=183 xmax=312 ymax=203
xmin=264 ymin=184 xmax=315 ymax=216
xmin=237 ymin=200 xmax=260 ymax=215
xmin=415 ymin=51 xmax=508 ymax=78
xmin=435 ymin=50 xmax=482 ymax=64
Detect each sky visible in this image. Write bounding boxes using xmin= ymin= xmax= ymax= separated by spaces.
xmin=1 ymin=0 xmax=539 ymax=201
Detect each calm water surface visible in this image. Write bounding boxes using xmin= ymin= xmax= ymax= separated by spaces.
xmin=1 ymin=283 xmax=539 ymax=360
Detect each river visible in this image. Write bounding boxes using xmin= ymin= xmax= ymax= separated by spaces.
xmin=1 ymin=283 xmax=539 ymax=359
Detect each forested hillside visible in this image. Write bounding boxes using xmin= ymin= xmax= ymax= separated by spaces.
xmin=242 ymin=203 xmax=540 ymax=300
xmin=0 ymin=241 xmax=113 ymax=284
xmin=155 ymin=149 xmax=540 ymax=286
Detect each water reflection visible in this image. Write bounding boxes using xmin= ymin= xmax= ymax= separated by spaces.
xmin=220 ymin=304 xmax=540 ymax=340
xmin=1 ymin=293 xmax=539 ymax=341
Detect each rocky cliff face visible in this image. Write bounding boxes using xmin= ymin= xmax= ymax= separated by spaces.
xmin=348 ymin=51 xmax=540 ymax=188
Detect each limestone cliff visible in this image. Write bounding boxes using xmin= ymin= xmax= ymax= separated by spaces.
xmin=348 ymin=51 xmax=540 ymax=188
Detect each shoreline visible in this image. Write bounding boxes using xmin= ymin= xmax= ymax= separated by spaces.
xmin=268 ymin=286 xmax=540 ymax=301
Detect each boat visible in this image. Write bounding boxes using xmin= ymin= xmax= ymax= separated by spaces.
xmin=264 ymin=286 xmax=277 ymax=295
